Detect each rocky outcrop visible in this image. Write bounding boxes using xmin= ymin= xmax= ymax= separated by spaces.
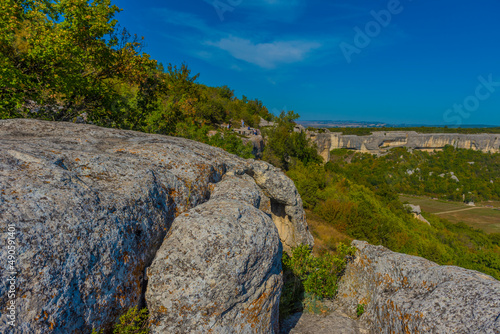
xmin=241 ymin=135 xmax=265 ymax=159
xmin=309 ymin=131 xmax=500 ymax=160
xmin=0 ymin=119 xmax=312 ymax=333
xmin=336 ymin=240 xmax=500 ymax=334
xmin=403 ymin=204 xmax=430 ymax=225
xmin=249 ymin=161 xmax=314 ymax=252
xmin=146 ymin=174 xmax=282 ymax=333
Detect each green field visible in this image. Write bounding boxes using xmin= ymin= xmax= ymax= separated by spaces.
xmin=478 ymin=200 xmax=500 ymax=208
xmin=400 ymin=195 xmax=500 ymax=234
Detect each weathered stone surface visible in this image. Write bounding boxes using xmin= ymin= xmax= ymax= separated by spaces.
xmin=250 ymin=160 xmax=297 ymax=207
xmin=210 ymin=173 xmax=262 ymax=208
xmin=0 ymin=119 xmax=312 ymax=333
xmin=241 ymin=135 xmax=265 ymax=159
xmin=249 ymin=161 xmax=314 ymax=251
xmin=146 ymin=174 xmax=282 ymax=333
xmin=309 ymin=131 xmax=500 ymax=160
xmin=280 ymin=308 xmax=368 ymax=334
xmin=336 ymin=240 xmax=500 ymax=334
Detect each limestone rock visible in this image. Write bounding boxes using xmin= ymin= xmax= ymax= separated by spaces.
xmin=0 ymin=120 xmax=229 ymax=333
xmin=0 ymin=119 xmax=312 ymax=333
xmin=309 ymin=131 xmax=500 ymax=160
xmin=210 ymin=173 xmax=262 ymax=208
xmin=146 ymin=174 xmax=282 ymax=333
xmin=336 ymin=240 xmax=500 ymax=334
xmin=146 ymin=174 xmax=283 ymax=334
xmin=241 ymin=135 xmax=265 ymax=159
xmin=249 ymin=160 xmax=314 ymax=251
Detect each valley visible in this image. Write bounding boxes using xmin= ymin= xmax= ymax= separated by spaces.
xmin=400 ymin=195 xmax=500 ymax=234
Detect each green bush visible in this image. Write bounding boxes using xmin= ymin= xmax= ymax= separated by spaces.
xmin=92 ymin=306 xmax=149 ymax=334
xmin=356 ymin=303 xmax=365 ymax=317
xmin=280 ymin=243 xmax=356 ymax=320
xmin=113 ymin=306 xmax=149 ymax=334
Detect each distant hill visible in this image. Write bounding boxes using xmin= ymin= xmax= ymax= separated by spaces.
xmin=298 ymin=120 xmax=500 ymax=132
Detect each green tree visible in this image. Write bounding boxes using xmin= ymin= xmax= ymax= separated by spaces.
xmin=263 ymin=110 xmax=322 ymax=170
xmin=0 ymin=0 xmax=158 ymax=123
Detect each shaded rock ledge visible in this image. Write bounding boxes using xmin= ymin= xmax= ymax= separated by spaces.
xmin=336 ymin=240 xmax=500 ymax=334
xmin=0 ymin=119 xmax=312 ymax=333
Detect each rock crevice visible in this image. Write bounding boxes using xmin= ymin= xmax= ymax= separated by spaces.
xmin=0 ymin=119 xmax=312 ymax=333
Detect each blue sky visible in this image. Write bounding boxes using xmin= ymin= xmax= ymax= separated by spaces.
xmin=113 ymin=0 xmax=500 ymax=126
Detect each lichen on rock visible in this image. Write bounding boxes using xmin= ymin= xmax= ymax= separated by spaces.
xmin=336 ymin=240 xmax=500 ymax=334
xmin=0 ymin=119 xmax=312 ymax=333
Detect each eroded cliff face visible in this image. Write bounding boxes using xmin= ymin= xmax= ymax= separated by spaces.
xmin=0 ymin=119 xmax=313 ymax=333
xmin=336 ymin=241 xmax=500 ymax=334
xmin=309 ymin=131 xmax=500 ymax=160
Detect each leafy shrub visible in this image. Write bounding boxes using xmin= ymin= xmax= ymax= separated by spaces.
xmin=284 ymin=243 xmax=355 ymax=299
xmin=92 ymin=306 xmax=149 ymax=334
xmin=113 ymin=306 xmax=149 ymax=334
xmin=356 ymin=303 xmax=365 ymax=317
xmin=207 ymin=130 xmax=255 ymax=159
xmin=280 ymin=243 xmax=356 ymax=320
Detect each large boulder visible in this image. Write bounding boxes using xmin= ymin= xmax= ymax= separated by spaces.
xmin=336 ymin=240 xmax=500 ymax=334
xmin=0 ymin=119 xmax=312 ymax=333
xmin=146 ymin=173 xmax=282 ymax=333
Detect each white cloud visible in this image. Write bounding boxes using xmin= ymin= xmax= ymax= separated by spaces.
xmin=208 ymin=36 xmax=322 ymax=69
xmin=155 ymin=8 xmax=211 ymax=32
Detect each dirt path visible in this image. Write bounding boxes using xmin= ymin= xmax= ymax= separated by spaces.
xmin=280 ymin=301 xmax=369 ymax=334
xmin=434 ymin=207 xmax=482 ymax=215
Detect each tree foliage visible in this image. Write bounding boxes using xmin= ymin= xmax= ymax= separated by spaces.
xmin=0 ymin=0 xmax=274 ymax=158
xmin=263 ymin=110 xmax=322 ymax=170
xmin=0 ymin=0 xmax=155 ymax=123
xmin=327 ymin=146 xmax=500 ymax=202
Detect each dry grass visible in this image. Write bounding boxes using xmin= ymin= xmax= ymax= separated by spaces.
xmin=399 ymin=195 xmax=468 ymax=213
xmin=477 ymin=200 xmax=500 ymax=208
xmin=400 ymin=195 xmax=500 ymax=234
xmin=305 ymin=210 xmax=352 ymax=255
xmin=438 ymin=209 xmax=500 ymax=234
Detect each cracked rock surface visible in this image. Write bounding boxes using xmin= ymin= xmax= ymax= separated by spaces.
xmin=336 ymin=240 xmax=500 ymax=334
xmin=0 ymin=119 xmax=312 ymax=333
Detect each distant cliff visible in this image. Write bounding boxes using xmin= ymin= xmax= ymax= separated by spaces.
xmin=309 ymin=131 xmax=500 ymax=161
